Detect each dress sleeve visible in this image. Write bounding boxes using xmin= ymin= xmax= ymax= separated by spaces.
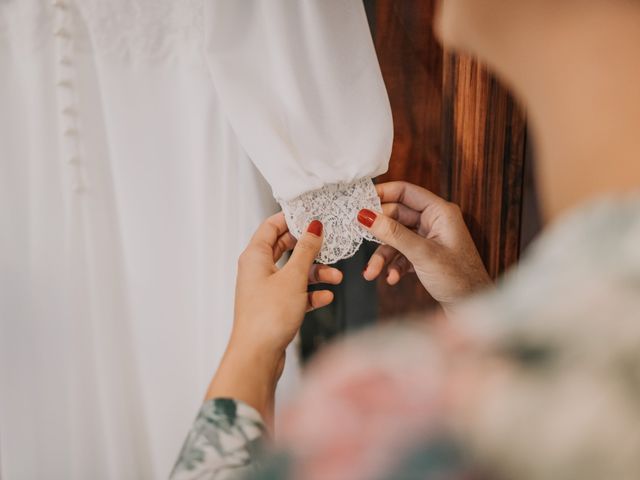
xmin=170 ymin=398 xmax=266 ymax=480
xmin=203 ymin=0 xmax=393 ymax=264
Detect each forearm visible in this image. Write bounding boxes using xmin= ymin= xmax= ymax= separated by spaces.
xmin=173 ymin=212 xmax=330 ymax=479
xmin=205 ymin=342 xmax=284 ymax=430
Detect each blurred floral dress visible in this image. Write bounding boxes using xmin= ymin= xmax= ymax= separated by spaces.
xmin=171 ymin=195 xmax=640 ymax=480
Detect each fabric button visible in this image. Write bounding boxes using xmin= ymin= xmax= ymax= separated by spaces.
xmin=54 ymin=28 xmax=70 ymax=38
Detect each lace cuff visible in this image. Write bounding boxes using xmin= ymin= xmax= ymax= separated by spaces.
xmin=279 ymin=177 xmax=382 ymax=265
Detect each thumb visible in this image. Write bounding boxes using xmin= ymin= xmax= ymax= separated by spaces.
xmin=285 ymin=220 xmax=324 ymax=281
xmin=357 ymin=209 xmax=427 ymax=261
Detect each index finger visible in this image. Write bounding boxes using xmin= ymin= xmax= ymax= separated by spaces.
xmin=248 ymin=212 xmax=290 ymax=252
xmin=375 ymin=181 xmax=447 ymax=212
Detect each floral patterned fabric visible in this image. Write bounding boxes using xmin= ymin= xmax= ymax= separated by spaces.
xmin=170 ymin=399 xmax=265 ymax=480
xmin=456 ymin=195 xmax=640 ymax=480
xmin=172 ymin=195 xmax=640 ymax=480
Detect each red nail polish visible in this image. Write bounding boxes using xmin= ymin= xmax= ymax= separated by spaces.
xmin=307 ymin=220 xmax=323 ymax=237
xmin=357 ymin=209 xmax=377 ymax=228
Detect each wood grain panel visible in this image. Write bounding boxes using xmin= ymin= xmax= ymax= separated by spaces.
xmin=364 ymin=0 xmax=444 ymax=317
xmin=443 ymin=54 xmax=527 ymax=277
xmin=366 ymin=1 xmax=527 ymax=317
xmin=300 ymin=1 xmax=528 ymax=361
xmin=365 ymin=0 xmax=445 ymax=194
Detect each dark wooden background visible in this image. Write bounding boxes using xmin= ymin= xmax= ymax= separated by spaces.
xmin=300 ymin=0 xmax=529 ymax=360
xmin=364 ymin=0 xmax=527 ymax=317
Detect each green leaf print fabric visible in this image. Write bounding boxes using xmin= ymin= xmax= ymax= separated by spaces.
xmin=171 ymin=399 xmax=266 ymax=480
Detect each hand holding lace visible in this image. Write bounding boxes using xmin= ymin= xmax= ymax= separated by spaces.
xmin=358 ymin=182 xmax=492 ymax=316
xmin=279 ymin=177 xmax=384 ymax=264
xmin=205 ymin=212 xmax=343 ymax=427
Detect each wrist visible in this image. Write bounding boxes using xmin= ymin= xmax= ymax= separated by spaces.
xmin=441 ymin=274 xmax=493 ymax=318
xmin=224 ymin=341 xmax=285 ymax=382
xmin=228 ymin=327 xmax=288 ymax=368
xmin=205 ymin=341 xmax=284 ymax=429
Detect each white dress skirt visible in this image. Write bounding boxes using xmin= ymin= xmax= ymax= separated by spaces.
xmin=0 ymin=1 xmax=392 ymax=478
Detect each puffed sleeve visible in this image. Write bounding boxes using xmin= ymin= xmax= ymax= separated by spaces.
xmin=204 ymin=0 xmax=393 ymax=264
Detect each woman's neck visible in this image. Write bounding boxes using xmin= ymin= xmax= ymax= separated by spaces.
xmin=498 ymin=4 xmax=640 ymax=222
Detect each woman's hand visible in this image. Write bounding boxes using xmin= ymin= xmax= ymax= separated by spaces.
xmin=232 ymin=212 xmax=343 ymax=359
xmin=205 ymin=212 xmax=343 ymax=427
xmin=357 ymin=181 xmax=491 ymax=315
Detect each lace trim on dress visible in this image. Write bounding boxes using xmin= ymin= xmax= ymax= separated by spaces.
xmin=279 ymin=177 xmax=382 ymax=265
xmin=0 ymin=0 xmax=205 ymax=61
xmin=75 ymin=0 xmax=205 ymax=61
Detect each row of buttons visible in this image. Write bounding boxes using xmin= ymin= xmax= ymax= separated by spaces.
xmin=53 ymin=0 xmax=85 ymax=194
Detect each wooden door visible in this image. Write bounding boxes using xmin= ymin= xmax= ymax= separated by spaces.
xmin=300 ymin=0 xmax=528 ymax=360
xmin=365 ymin=0 xmax=527 ymax=317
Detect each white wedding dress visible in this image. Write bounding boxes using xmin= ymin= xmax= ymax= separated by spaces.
xmin=0 ymin=1 xmax=392 ymax=479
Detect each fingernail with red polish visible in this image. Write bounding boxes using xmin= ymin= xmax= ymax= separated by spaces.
xmin=357 ymin=209 xmax=377 ymax=228
xmin=307 ymin=220 xmax=323 ymax=237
